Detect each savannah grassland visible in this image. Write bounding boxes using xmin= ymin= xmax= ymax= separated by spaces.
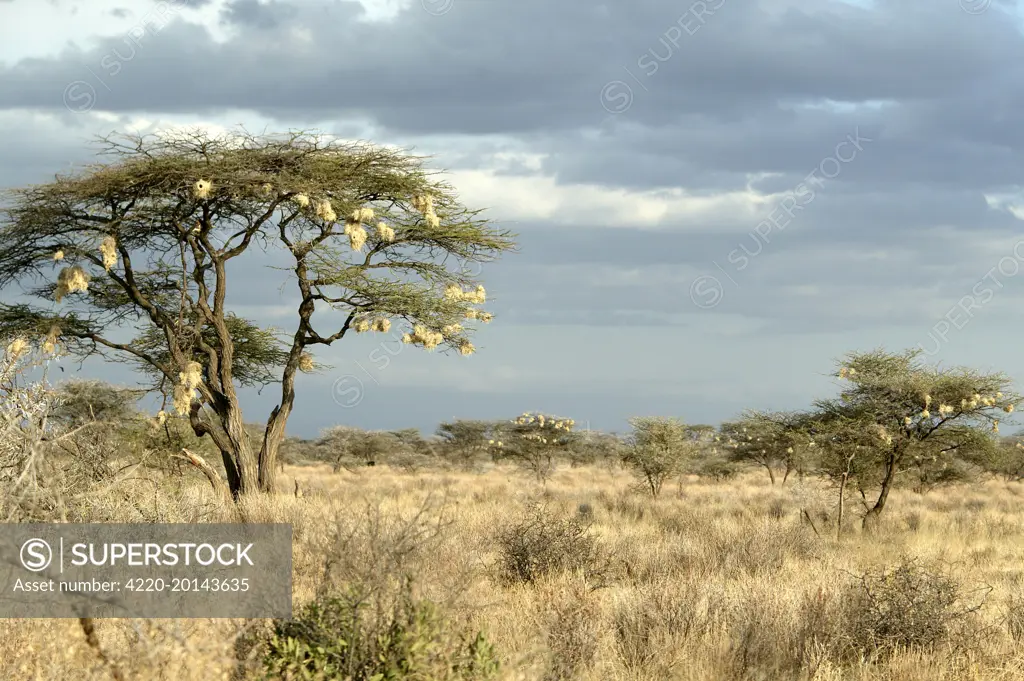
xmin=4 ymin=461 xmax=1024 ymax=681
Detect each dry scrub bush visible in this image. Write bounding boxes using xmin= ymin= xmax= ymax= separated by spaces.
xmin=0 ymin=337 xmax=64 ymax=519
xmin=0 ymin=339 xmax=149 ymax=521
xmin=690 ymin=455 xmax=740 ymax=481
xmin=842 ymin=558 xmax=991 ymax=662
xmin=494 ymin=504 xmax=610 ymax=586
xmin=644 ymin=509 xmax=823 ymax=580
xmin=248 ymin=495 xmax=500 ymax=681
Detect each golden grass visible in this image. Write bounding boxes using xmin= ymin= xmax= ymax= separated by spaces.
xmin=5 ymin=464 xmax=1024 ymax=679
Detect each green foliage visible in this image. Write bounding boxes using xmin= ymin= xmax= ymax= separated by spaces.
xmin=317 ymin=426 xmax=399 ymax=470
xmin=984 ymin=437 xmax=1024 ymax=481
xmin=684 ymin=424 xmax=718 ymax=442
xmin=566 ymin=430 xmax=626 ymax=468
xmin=689 ymin=454 xmax=740 ymax=481
xmin=0 ymin=128 xmax=515 ymax=497
xmin=622 ymin=417 xmax=693 ymax=496
xmin=907 ymin=456 xmax=979 ymax=494
xmin=129 ymin=314 xmax=291 ymax=388
xmin=389 ymin=428 xmax=436 ymax=457
xmin=262 ymin=583 xmax=500 ymax=681
xmin=384 ymin=429 xmax=439 ymax=471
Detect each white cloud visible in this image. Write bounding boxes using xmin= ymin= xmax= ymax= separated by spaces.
xmin=445 ymin=167 xmax=780 ymax=230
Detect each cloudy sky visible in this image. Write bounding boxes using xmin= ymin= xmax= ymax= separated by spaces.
xmin=2 ymin=0 xmax=1024 ymax=438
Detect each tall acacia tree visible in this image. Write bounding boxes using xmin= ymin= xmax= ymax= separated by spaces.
xmin=0 ymin=129 xmax=516 ymax=497
xmin=804 ymin=348 xmax=1019 ymax=528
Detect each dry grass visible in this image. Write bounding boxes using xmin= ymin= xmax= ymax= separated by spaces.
xmin=6 ymin=463 xmax=1024 ymax=680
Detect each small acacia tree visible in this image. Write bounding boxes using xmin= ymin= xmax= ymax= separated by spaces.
xmin=0 ymin=129 xmax=515 ymax=498
xmin=685 ymin=424 xmax=718 ymax=443
xmin=49 ymin=379 xmax=143 ymax=428
xmin=987 ymin=436 xmax=1024 ymax=482
xmin=622 ymin=417 xmax=693 ymax=497
xmin=720 ymin=411 xmax=812 ymax=484
xmin=492 ymin=412 xmax=578 ymax=482
xmin=804 ymin=348 xmax=1018 ymax=529
xmin=435 ymin=419 xmax=494 ymax=469
xmin=566 ymin=430 xmax=625 ymax=468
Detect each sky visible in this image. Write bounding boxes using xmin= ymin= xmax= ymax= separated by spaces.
xmin=2 ymin=0 xmax=1024 ymax=438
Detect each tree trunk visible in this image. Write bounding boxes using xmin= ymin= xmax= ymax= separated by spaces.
xmin=837 ymin=451 xmax=856 ymax=539
xmin=837 ymin=472 xmax=848 ymax=540
xmin=765 ymin=464 xmax=776 ymax=485
xmin=862 ymin=454 xmax=898 ymax=530
xmin=254 ymin=334 xmax=305 ymax=492
xmin=189 ymin=399 xmax=258 ymax=499
xmin=225 ymin=406 xmax=259 ymax=497
xmin=258 ymin=405 xmax=290 ymax=493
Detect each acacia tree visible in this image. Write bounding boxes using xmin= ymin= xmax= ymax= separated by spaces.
xmin=0 ymin=129 xmax=515 ymax=498
xmin=50 ymin=379 xmax=142 ymax=428
xmin=803 ymin=348 xmax=1018 ymax=529
xmin=566 ymin=430 xmax=625 ymax=468
xmin=492 ymin=412 xmax=578 ymax=482
xmin=435 ymin=419 xmax=494 ymax=469
xmin=720 ymin=411 xmax=812 ymax=484
xmin=988 ymin=436 xmax=1024 ymax=482
xmin=622 ymin=417 xmax=693 ymax=497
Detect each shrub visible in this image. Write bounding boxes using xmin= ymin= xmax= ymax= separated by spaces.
xmin=435 ymin=420 xmax=494 ymax=470
xmin=566 ymin=431 xmax=625 ymax=469
xmin=50 ymin=378 xmax=141 ymax=427
xmin=494 ymin=504 xmax=609 ymax=586
xmin=261 ymin=580 xmax=500 ymax=681
xmin=842 ymin=558 xmax=989 ymax=660
xmin=690 ymin=455 xmax=739 ymax=481
xmin=317 ymin=426 xmax=400 ymax=470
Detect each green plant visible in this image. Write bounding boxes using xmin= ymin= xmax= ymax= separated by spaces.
xmin=435 ymin=420 xmax=495 ymax=470
xmin=720 ymin=411 xmax=813 ymax=485
xmin=262 ymin=582 xmax=500 ymax=681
